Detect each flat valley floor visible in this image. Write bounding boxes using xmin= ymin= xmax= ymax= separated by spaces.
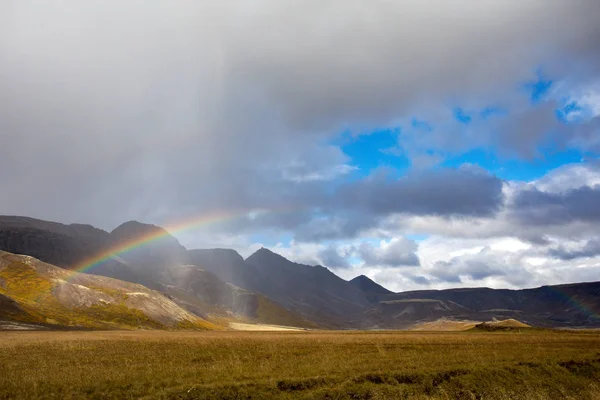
xmin=1 ymin=330 xmax=600 ymax=399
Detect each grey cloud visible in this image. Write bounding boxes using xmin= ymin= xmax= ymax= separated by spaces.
xmin=229 ymin=1 xmax=600 ymax=131
xmin=549 ymin=238 xmax=600 ymax=260
xmin=282 ymin=167 xmax=504 ymax=243
xmin=409 ymin=275 xmax=431 ymax=286
xmin=359 ymin=238 xmax=420 ymax=267
xmin=496 ymin=101 xmax=563 ymax=159
xmin=338 ymin=167 xmax=504 ymax=218
xmin=293 ymin=213 xmax=375 ymax=243
xmin=496 ymin=102 xmax=600 ymax=159
xmin=429 ymin=263 xmax=463 ymax=284
xmin=430 ymin=247 xmax=532 ymax=286
xmin=318 ymin=245 xmax=352 ymax=269
xmin=511 ymin=185 xmax=600 ymax=226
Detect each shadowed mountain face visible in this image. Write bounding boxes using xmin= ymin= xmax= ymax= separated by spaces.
xmin=188 ymin=248 xmax=264 ymax=293
xmin=100 ymin=221 xmax=190 ymax=289
xmin=164 ymin=265 xmax=315 ymax=328
xmin=244 ymin=248 xmax=371 ymax=327
xmin=1 ymin=215 xmax=600 ymax=329
xmin=349 ymin=275 xmax=392 ymax=303
xmin=190 ymin=247 xmax=371 ymax=327
xmin=109 ymin=221 xmax=189 ymax=268
xmin=350 ymin=275 xmax=392 ymax=295
xmin=0 ymin=216 xmax=109 ymax=269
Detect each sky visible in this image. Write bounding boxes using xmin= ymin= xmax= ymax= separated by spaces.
xmin=1 ymin=1 xmax=600 ymax=292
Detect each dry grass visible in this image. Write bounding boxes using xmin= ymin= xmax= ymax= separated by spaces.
xmin=409 ymin=319 xmax=480 ymax=331
xmin=1 ymin=330 xmax=600 ymax=399
xmin=229 ymin=322 xmax=306 ymax=331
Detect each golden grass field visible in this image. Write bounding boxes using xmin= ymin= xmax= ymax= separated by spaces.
xmin=1 ymin=330 xmax=600 ymax=399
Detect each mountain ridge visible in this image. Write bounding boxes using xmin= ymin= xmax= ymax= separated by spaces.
xmin=1 ymin=215 xmax=599 ymax=329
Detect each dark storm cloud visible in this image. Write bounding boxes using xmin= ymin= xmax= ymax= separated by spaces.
xmin=337 ymin=167 xmax=504 ymax=218
xmin=274 ymin=167 xmax=505 ymax=242
xmin=511 ymin=185 xmax=600 ymax=225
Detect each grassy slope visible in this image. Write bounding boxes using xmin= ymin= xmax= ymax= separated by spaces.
xmin=0 ymin=254 xmax=215 ymax=330
xmin=1 ymin=330 xmax=600 ymax=399
xmin=255 ymin=295 xmax=318 ymax=329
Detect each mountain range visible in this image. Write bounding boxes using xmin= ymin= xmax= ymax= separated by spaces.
xmin=1 ymin=215 xmax=599 ymax=330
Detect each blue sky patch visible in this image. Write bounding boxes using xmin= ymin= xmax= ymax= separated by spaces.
xmin=339 ymin=127 xmax=409 ymax=175
xmin=453 ymin=107 xmax=473 ymax=124
xmin=524 ymin=70 xmax=553 ymax=103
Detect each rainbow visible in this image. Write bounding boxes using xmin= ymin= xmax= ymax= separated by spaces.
xmin=544 ymin=284 xmax=600 ymax=323
xmin=71 ymin=207 xmax=294 ymax=275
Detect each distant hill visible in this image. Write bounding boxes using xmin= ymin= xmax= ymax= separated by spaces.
xmin=0 ymin=250 xmax=214 ymax=330
xmin=378 ymin=284 xmax=600 ymax=328
xmin=364 ymin=298 xmax=473 ymax=329
xmin=472 ymin=319 xmax=532 ymax=331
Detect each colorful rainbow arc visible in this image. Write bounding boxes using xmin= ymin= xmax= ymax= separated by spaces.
xmin=72 ymin=207 xmax=294 ymax=275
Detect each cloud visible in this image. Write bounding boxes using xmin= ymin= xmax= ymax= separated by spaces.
xmin=318 ymin=245 xmax=352 ymax=269
xmin=1 ymin=1 xmax=599 ymax=229
xmin=359 ymin=238 xmax=420 ymax=267
xmin=548 ymin=238 xmax=600 ymax=261
xmin=337 ymin=166 xmax=504 ymax=218
xmin=510 ymin=185 xmax=600 ymax=225
xmin=228 ymin=1 xmax=600 ymax=130
xmin=282 ymin=164 xmax=358 ymax=183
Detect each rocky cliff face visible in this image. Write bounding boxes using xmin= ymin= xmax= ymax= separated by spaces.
xmin=0 ymin=216 xmax=109 ymax=269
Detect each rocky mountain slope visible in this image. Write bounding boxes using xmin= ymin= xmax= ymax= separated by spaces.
xmin=0 ymin=250 xmax=214 ymax=330
xmin=349 ymin=274 xmax=393 ymax=303
xmin=192 ymin=247 xmax=371 ymax=327
xmin=349 ymin=275 xmax=393 ymax=295
xmin=0 ymin=216 xmax=109 ymax=269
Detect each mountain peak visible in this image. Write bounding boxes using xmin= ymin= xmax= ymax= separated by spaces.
xmin=108 ymin=220 xmax=187 ymax=266
xmin=109 ymin=221 xmax=182 ymax=246
xmin=246 ymin=247 xmax=287 ymax=263
xmin=350 ymin=274 xmax=393 ymax=294
xmin=111 ymin=220 xmax=166 ymax=236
